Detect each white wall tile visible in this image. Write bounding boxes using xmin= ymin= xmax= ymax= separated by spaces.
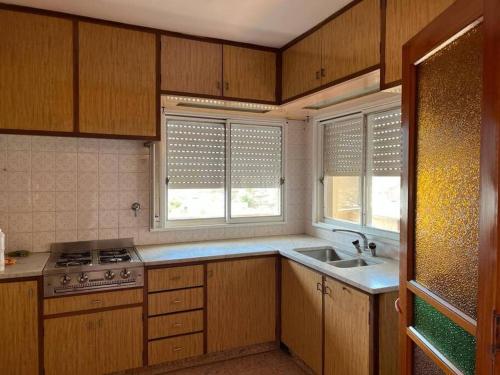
xmin=7 ymin=150 xmax=31 ymax=171
xmin=8 ymin=213 xmax=32 ymax=233
xmin=55 ymin=153 xmax=77 ymax=172
xmin=33 ymin=212 xmax=55 ymax=232
xmin=32 ymin=152 xmax=55 ymax=172
xmin=55 ymin=192 xmax=77 ymax=211
xmin=32 ymin=171 xmax=55 ymax=191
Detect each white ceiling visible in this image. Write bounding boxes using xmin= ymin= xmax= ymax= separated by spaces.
xmin=5 ymin=0 xmax=353 ymax=47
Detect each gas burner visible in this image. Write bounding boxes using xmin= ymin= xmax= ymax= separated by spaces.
xmin=99 ymin=254 xmax=131 ymax=264
xmin=99 ymin=248 xmax=128 ymax=257
xmin=60 ymin=251 xmax=91 ymax=259
xmin=56 ymin=259 xmax=92 ymax=268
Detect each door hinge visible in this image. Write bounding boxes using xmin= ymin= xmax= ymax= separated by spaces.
xmin=280 ymin=177 xmax=285 ymax=185
xmin=319 ymin=176 xmax=324 ymax=184
xmin=166 ymin=177 xmax=170 ymax=185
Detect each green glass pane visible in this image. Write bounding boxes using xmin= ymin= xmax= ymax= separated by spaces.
xmin=413 ymin=344 xmax=444 ymax=375
xmin=414 ymin=297 xmax=476 ymax=375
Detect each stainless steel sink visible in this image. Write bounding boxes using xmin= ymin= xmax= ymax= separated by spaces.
xmin=295 ymin=246 xmax=351 ymax=262
xmin=329 ymin=258 xmax=378 ymax=268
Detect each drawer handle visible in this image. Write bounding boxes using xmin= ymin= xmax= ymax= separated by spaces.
xmin=324 ymin=286 xmax=332 ymax=296
xmin=173 ymin=322 xmax=183 ymax=327
xmin=342 ymin=286 xmax=351 ymax=294
xmin=170 ymin=276 xmax=181 ymax=281
xmin=91 ymin=300 xmax=102 ymax=305
xmin=171 ymin=299 xmax=182 ymax=304
xmin=173 ymin=346 xmax=184 ymax=352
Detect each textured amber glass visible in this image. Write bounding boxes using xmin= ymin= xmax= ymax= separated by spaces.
xmin=413 ymin=344 xmax=444 ymax=375
xmin=414 ymin=25 xmax=483 ymax=319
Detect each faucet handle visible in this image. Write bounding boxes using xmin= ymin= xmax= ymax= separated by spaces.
xmin=368 ymin=242 xmax=377 ymax=256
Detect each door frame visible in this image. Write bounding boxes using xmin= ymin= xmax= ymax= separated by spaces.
xmin=399 ymin=0 xmax=494 ymax=373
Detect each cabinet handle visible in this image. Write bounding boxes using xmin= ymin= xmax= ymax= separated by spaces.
xmin=173 ymin=322 xmax=183 ymax=327
xmin=173 ymin=346 xmax=184 ymax=352
xmin=216 ymin=81 xmax=221 ymax=90
xmin=321 ymin=68 xmax=326 ymax=77
xmin=224 ymin=81 xmax=229 ymax=90
xmin=324 ymin=285 xmax=332 ymax=296
xmin=171 ymin=299 xmax=182 ymax=304
xmin=170 ymin=276 xmax=181 ymax=281
xmin=395 ymin=298 xmax=402 ymax=314
xmin=91 ymin=299 xmax=102 ymax=305
xmin=341 ymin=286 xmax=351 ymax=294
xmin=316 ymin=282 xmax=323 ymax=293
xmin=315 ymin=71 xmax=320 ymax=80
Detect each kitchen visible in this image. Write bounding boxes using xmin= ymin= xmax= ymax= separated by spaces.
xmin=0 ymin=0 xmax=498 ymax=374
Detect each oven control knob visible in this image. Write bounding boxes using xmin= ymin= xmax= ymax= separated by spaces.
xmin=104 ymin=270 xmax=115 ymax=280
xmin=60 ymin=274 xmax=71 ymax=285
xmin=120 ymin=268 xmax=131 ymax=279
xmin=78 ymin=273 xmax=89 ymax=284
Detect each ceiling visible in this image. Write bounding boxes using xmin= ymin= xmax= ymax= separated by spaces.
xmin=4 ymin=0 xmax=353 ymax=47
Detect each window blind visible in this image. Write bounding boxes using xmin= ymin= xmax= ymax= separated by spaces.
xmin=367 ymin=108 xmax=402 ymax=176
xmin=166 ymin=119 xmax=226 ymax=189
xmin=323 ymin=115 xmax=364 ymax=176
xmin=230 ymin=124 xmax=282 ymax=188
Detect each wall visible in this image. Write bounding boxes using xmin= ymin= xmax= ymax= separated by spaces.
xmin=302 ymin=119 xmax=400 ymax=260
xmin=0 ymin=119 xmax=307 ymax=252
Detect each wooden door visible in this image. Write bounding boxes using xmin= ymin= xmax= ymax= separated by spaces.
xmin=320 ymin=0 xmax=380 ymax=84
xmin=222 ymin=45 xmax=276 ymax=102
xmin=207 ymin=257 xmax=276 ymax=352
xmin=281 ymin=259 xmax=323 ymax=374
xmin=324 ymin=277 xmax=371 ymax=375
xmin=282 ymin=31 xmax=322 ymax=101
xmin=97 ymin=307 xmax=143 ymax=374
xmin=383 ymin=0 xmax=454 ymax=87
xmin=161 ymin=36 xmax=222 ymax=96
xmin=78 ymin=22 xmax=157 ymax=137
xmin=44 ymin=313 xmax=98 ymax=375
xmin=0 ymin=10 xmax=73 ymax=133
xmin=0 ymin=281 xmax=39 ymax=375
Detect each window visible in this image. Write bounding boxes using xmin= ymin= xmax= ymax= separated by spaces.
xmin=153 ymin=116 xmax=284 ymax=228
xmin=319 ymin=107 xmax=402 ymax=234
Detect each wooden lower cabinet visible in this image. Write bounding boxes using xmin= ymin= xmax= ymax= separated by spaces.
xmin=148 ymin=333 xmax=204 ymax=366
xmin=0 ymin=280 xmax=39 ymax=375
xmin=324 ymin=277 xmax=371 ymax=375
xmin=44 ymin=306 xmax=143 ymax=375
xmin=281 ymin=259 xmax=323 ymax=374
xmin=207 ymin=257 xmax=276 ymax=352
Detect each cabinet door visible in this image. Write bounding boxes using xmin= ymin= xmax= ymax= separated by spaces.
xmin=384 ymin=0 xmax=454 ymax=85
xmin=0 ymin=10 xmax=73 ymax=133
xmin=281 ymin=259 xmax=323 ymax=375
xmin=207 ymin=257 xmax=276 ymax=352
xmin=282 ymin=31 xmax=322 ymax=101
xmin=78 ymin=22 xmax=157 ymax=137
xmin=324 ymin=277 xmax=371 ymax=375
xmin=223 ymin=45 xmax=276 ymax=102
xmin=321 ymin=0 xmax=380 ymax=84
xmin=44 ymin=313 xmax=98 ymax=375
xmin=97 ymin=306 xmax=143 ymax=374
xmin=161 ymin=36 xmax=222 ymax=96
xmin=0 ymin=281 xmax=39 ymax=375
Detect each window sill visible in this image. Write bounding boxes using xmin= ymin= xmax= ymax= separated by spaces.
xmin=311 ymin=221 xmax=400 ymax=242
xmin=151 ymin=220 xmax=286 ymax=232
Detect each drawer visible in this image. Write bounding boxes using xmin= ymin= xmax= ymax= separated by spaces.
xmin=148 ymin=310 xmax=203 ymax=339
xmin=148 ymin=265 xmax=204 ymax=292
xmin=44 ymin=288 xmax=143 ymax=315
xmin=148 ymin=333 xmax=203 ymax=366
xmin=148 ymin=287 xmax=204 ymax=316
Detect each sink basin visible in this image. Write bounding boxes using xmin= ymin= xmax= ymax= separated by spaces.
xmin=329 ymin=258 xmax=379 ymax=268
xmin=295 ymin=246 xmax=351 ymax=262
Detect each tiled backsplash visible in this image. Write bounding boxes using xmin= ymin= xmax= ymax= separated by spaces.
xmin=0 ymin=120 xmax=307 ymax=252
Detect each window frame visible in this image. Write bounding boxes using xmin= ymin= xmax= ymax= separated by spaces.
xmin=312 ymin=98 xmax=402 ymax=240
xmin=153 ymin=112 xmax=286 ymax=230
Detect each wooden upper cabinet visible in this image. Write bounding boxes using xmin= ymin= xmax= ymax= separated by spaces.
xmin=0 ymin=10 xmax=73 ymax=133
xmin=78 ymin=22 xmax=157 ymax=138
xmin=281 ymin=260 xmax=323 ymax=375
xmin=0 ymin=280 xmax=39 ymax=375
xmin=207 ymin=257 xmax=276 ymax=353
xmin=223 ymin=45 xmax=276 ymax=102
xmin=321 ymin=0 xmax=380 ymax=84
xmin=383 ymin=0 xmax=454 ymax=85
xmin=282 ymin=31 xmax=322 ymax=101
xmin=161 ymin=36 xmax=222 ymax=96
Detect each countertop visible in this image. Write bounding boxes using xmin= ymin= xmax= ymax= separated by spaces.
xmin=137 ymin=235 xmax=399 ymax=294
xmin=0 ymin=252 xmax=50 ymax=280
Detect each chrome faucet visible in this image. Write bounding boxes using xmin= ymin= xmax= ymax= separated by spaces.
xmin=331 ymin=229 xmax=377 ymax=257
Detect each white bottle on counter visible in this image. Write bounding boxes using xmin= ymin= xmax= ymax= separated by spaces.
xmin=0 ymin=229 xmax=4 ymax=271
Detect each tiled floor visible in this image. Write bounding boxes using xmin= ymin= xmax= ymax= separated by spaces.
xmin=158 ymin=351 xmax=308 ymax=375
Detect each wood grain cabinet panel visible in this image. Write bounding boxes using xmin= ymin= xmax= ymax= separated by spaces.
xmin=207 ymin=257 xmax=276 ymax=352
xmin=148 ymin=265 xmax=204 ymax=292
xmin=148 ymin=332 xmax=204 ymax=366
xmin=324 ymin=277 xmax=371 ymax=375
xmin=0 ymin=10 xmax=73 ymax=133
xmin=148 ymin=310 xmax=204 ymax=339
xmin=384 ymin=0 xmax=454 ymax=85
xmin=45 ymin=306 xmax=142 ymax=375
xmin=282 ymin=31 xmax=322 ymax=101
xmin=78 ymin=22 xmax=157 ymax=137
xmin=223 ymin=45 xmax=276 ymax=102
xmin=281 ymin=260 xmax=323 ymax=375
xmin=161 ymin=36 xmax=222 ymax=96
xmin=148 ymin=287 xmax=204 ymax=315
xmin=0 ymin=280 xmax=39 ymax=375
xmin=321 ymin=0 xmax=380 ymax=84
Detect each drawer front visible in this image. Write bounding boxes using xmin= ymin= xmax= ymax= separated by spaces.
xmin=148 ymin=287 xmax=204 ymax=316
xmin=44 ymin=288 xmax=143 ymax=315
xmin=148 ymin=333 xmax=204 ymax=365
xmin=148 ymin=265 xmax=204 ymax=292
xmin=148 ymin=310 xmax=203 ymax=339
